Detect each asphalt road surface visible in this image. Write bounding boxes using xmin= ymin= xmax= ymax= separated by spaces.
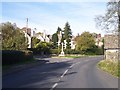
xmin=2 ymin=56 xmax=118 ymax=89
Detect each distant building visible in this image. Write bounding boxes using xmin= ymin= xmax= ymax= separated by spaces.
xmin=21 ymin=27 xmax=52 ymax=48
xmin=22 ymin=27 xmax=31 ymax=36
xmin=12 ymin=23 xmax=17 ymax=29
xmin=58 ymin=31 xmax=62 ymax=46
xmin=71 ymin=36 xmax=76 ymax=49
xmin=63 ymin=36 xmax=76 ymax=50
xmin=104 ymin=34 xmax=120 ymax=61
xmin=64 ymin=40 xmax=67 ymax=49
xmin=57 ymin=31 xmax=76 ymax=50
xmin=32 ymin=30 xmax=36 ymax=36
xmin=33 ymin=31 xmax=50 ymax=43
xmin=94 ymin=34 xmax=104 ymax=47
xmin=21 ymin=27 xmax=32 ymax=48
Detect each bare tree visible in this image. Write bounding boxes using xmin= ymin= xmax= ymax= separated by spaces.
xmin=95 ymin=1 xmax=120 ymax=33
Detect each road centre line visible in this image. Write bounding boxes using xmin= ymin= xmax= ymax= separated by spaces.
xmin=61 ymin=61 xmax=82 ymax=78
xmin=51 ymin=60 xmax=86 ymax=90
xmin=61 ymin=69 xmax=69 ymax=78
xmin=50 ymin=83 xmax=58 ymax=90
xmin=51 ymin=69 xmax=69 ymax=90
xmin=69 ymin=64 xmax=74 ymax=68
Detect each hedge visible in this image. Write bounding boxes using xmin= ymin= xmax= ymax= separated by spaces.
xmin=2 ymin=50 xmax=33 ymax=65
xmin=64 ymin=49 xmax=81 ymax=54
xmin=50 ymin=49 xmax=61 ymax=55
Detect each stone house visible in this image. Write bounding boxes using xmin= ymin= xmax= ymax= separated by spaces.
xmin=57 ymin=31 xmax=76 ymax=49
xmin=63 ymin=39 xmax=76 ymax=50
xmin=33 ymin=31 xmax=50 ymax=43
xmin=95 ymin=34 xmax=104 ymax=47
xmin=21 ymin=27 xmax=32 ymax=48
xmin=104 ymin=34 xmax=120 ymax=61
xmin=22 ymin=27 xmax=51 ymax=48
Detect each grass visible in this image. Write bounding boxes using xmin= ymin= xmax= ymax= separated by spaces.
xmin=98 ymin=60 xmax=120 ymax=78
xmin=51 ymin=54 xmax=86 ymax=58
xmin=52 ymin=54 xmax=100 ymax=59
xmin=64 ymin=55 xmax=83 ymax=58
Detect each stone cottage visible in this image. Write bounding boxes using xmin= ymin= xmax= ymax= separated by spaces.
xmin=104 ymin=34 xmax=120 ymax=62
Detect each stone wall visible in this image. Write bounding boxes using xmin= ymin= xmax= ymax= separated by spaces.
xmin=104 ymin=34 xmax=120 ymax=61
xmin=104 ymin=34 xmax=119 ymax=49
xmin=105 ymin=49 xmax=119 ymax=61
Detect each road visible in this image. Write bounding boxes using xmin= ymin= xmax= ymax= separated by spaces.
xmin=2 ymin=56 xmax=118 ymax=89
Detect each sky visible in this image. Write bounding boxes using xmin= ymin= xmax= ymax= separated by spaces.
xmin=1 ymin=0 xmax=108 ymax=36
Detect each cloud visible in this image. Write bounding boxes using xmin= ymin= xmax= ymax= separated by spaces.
xmin=2 ymin=2 xmax=106 ymax=36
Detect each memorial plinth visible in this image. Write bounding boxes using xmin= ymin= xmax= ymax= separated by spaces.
xmin=59 ymin=42 xmax=65 ymax=56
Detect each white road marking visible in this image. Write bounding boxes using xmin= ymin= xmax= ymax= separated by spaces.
xmin=51 ymin=61 xmax=82 ymax=90
xmin=69 ymin=65 xmax=73 ymax=68
xmin=61 ymin=69 xmax=68 ymax=78
xmin=69 ymin=64 xmax=75 ymax=68
xmin=51 ymin=83 xmax=58 ymax=90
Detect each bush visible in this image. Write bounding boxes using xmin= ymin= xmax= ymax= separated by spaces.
xmin=64 ymin=49 xmax=80 ymax=54
xmin=2 ymin=50 xmax=33 ymax=65
xmin=84 ymin=46 xmax=104 ymax=55
xmin=29 ymin=42 xmax=52 ymax=55
xmin=28 ymin=48 xmax=39 ymax=55
xmin=50 ymin=49 xmax=61 ymax=55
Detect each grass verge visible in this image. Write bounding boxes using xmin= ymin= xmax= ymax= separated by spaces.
xmin=98 ymin=60 xmax=120 ymax=78
xmin=64 ymin=55 xmax=83 ymax=58
xmin=52 ymin=54 xmax=85 ymax=58
xmin=52 ymin=54 xmax=100 ymax=58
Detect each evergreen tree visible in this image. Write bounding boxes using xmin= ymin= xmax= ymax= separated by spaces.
xmin=57 ymin=27 xmax=62 ymax=34
xmin=52 ymin=33 xmax=58 ymax=49
xmin=63 ymin=22 xmax=72 ymax=49
xmin=52 ymin=27 xmax=62 ymax=49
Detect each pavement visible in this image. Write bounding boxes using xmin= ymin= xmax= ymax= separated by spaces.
xmin=2 ymin=55 xmax=119 ymax=89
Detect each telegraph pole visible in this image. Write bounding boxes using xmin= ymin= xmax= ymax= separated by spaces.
xmin=26 ymin=18 xmax=28 ymax=35
xmin=25 ymin=18 xmax=32 ymax=48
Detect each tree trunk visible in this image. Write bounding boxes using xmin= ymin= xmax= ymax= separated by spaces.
xmin=118 ymin=1 xmax=120 ymax=32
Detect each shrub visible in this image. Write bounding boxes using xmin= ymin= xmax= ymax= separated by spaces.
xmin=50 ymin=49 xmax=61 ymax=55
xmin=2 ymin=50 xmax=33 ymax=65
xmin=64 ymin=49 xmax=80 ymax=54
xmin=84 ymin=46 xmax=104 ymax=55
xmin=28 ymin=48 xmax=40 ymax=55
xmin=29 ymin=42 xmax=52 ymax=55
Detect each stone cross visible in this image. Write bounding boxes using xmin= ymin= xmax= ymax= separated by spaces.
xmin=59 ymin=42 xmax=65 ymax=56
xmin=61 ymin=42 xmax=64 ymax=53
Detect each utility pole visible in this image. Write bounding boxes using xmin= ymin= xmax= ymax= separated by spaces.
xmin=25 ymin=18 xmax=32 ymax=48
xmin=26 ymin=18 xmax=28 ymax=33
xmin=25 ymin=18 xmax=28 ymax=38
